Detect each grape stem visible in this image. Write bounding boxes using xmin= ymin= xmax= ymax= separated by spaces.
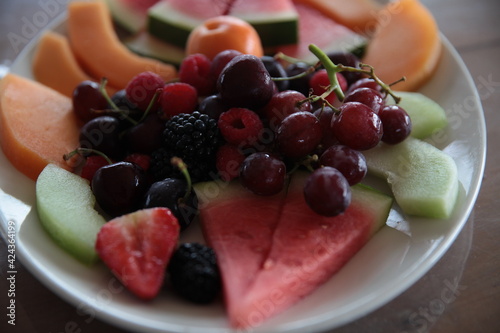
xmin=307 ymin=44 xmax=404 ymax=104
xmin=171 ymin=157 xmax=193 ymax=204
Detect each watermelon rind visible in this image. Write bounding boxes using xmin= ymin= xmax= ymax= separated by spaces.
xmin=147 ymin=1 xmax=205 ymax=48
xmin=104 ymin=0 xmax=146 ymax=33
xmin=232 ymin=11 xmax=299 ymax=47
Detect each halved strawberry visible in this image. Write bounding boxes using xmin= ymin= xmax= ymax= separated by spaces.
xmin=95 ymin=207 xmax=180 ymax=300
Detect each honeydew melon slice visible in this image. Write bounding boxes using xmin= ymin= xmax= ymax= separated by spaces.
xmin=363 ymin=137 xmax=459 ymax=219
xmin=36 ymin=164 xmax=106 ymax=265
xmin=387 ymin=91 xmax=448 ymax=139
xmin=124 ymin=32 xmax=185 ymax=66
xmin=229 ymin=0 xmax=299 ymax=47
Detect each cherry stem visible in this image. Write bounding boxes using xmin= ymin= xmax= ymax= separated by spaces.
xmin=137 ymin=88 xmax=162 ymax=123
xmin=63 ymin=148 xmax=113 ymax=165
xmin=171 ymin=157 xmax=192 ymax=203
xmin=98 ymin=78 xmax=138 ymax=126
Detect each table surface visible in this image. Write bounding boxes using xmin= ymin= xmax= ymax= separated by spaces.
xmin=0 ymin=1 xmax=499 ymax=332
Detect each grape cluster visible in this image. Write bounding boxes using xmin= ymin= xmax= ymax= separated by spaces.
xmin=69 ymin=46 xmax=412 ymax=224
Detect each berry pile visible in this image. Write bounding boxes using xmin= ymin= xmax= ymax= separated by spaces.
xmin=69 ymin=45 xmax=411 ymax=228
xmin=66 ymin=45 xmax=412 ymax=302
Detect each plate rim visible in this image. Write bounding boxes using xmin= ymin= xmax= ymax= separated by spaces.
xmin=0 ymin=11 xmax=487 ymax=333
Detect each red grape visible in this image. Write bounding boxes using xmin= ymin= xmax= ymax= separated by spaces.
xmin=240 ymin=152 xmax=286 ymax=196
xmin=332 ymin=102 xmax=383 ymax=151
xmin=378 ymin=105 xmax=412 ymax=144
xmin=303 ymin=166 xmax=351 ymax=216
xmin=319 ymin=145 xmax=367 ymax=185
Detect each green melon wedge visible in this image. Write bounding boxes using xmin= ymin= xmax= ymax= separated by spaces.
xmin=363 ymin=137 xmax=459 ymax=219
xmin=387 ymin=91 xmax=448 ymax=139
xmin=36 ymin=164 xmax=106 ymax=265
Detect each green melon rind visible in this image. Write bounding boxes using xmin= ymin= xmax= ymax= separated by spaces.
xmin=387 ymin=91 xmax=448 ymax=139
xmin=232 ymin=11 xmax=299 ymax=47
xmin=147 ymin=1 xmax=300 ymax=48
xmin=104 ymin=0 xmax=145 ymax=33
xmin=363 ymin=138 xmax=459 ymax=219
xmin=36 ymin=164 xmax=106 ymax=265
xmin=124 ymin=32 xmax=186 ymax=66
xmin=351 ymin=182 xmax=393 ymax=235
xmin=147 ymin=1 xmax=205 ymax=48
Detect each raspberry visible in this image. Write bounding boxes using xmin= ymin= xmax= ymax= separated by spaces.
xmin=218 ymin=108 xmax=263 ymax=147
xmin=81 ymin=155 xmax=109 ymax=182
xmin=160 ymin=82 xmax=198 ymax=118
xmin=125 ymin=71 xmax=165 ymax=112
xmin=124 ymin=153 xmax=151 ymax=172
xmin=179 ymin=54 xmax=216 ymax=96
xmin=309 ymin=69 xmax=348 ymax=104
xmin=216 ymin=143 xmax=246 ymax=181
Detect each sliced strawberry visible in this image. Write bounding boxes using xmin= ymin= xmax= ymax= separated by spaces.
xmin=95 ymin=207 xmax=180 ymax=300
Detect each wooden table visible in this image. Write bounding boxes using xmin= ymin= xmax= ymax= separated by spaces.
xmin=1 ymin=0 xmax=499 ymax=332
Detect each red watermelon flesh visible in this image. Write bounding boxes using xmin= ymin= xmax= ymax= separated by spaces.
xmin=275 ymin=2 xmax=366 ymax=63
xmin=195 ymin=172 xmax=392 ymax=329
xmin=168 ymin=0 xmax=231 ymax=19
xmin=197 ymin=181 xmax=286 ymax=314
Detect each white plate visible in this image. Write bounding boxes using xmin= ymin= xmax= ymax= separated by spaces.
xmin=0 ymin=12 xmax=486 ymax=333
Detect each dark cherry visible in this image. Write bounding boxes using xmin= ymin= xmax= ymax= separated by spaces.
xmin=125 ymin=112 xmax=166 ymax=154
xmin=217 ymin=54 xmax=274 ymax=109
xmin=72 ymin=80 xmax=109 ymax=122
xmin=261 ymin=55 xmax=289 ymax=91
xmin=143 ymin=178 xmax=198 ymax=231
xmin=79 ymin=116 xmax=125 ymax=160
xmin=92 ymin=161 xmax=149 ymax=217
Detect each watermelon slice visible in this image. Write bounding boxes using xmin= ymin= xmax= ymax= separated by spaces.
xmin=104 ymin=0 xmax=160 ymax=33
xmin=274 ymin=2 xmax=366 ymax=63
xmin=195 ymin=171 xmax=392 ymax=328
xmin=148 ymin=0 xmax=230 ymax=48
xmin=229 ymin=0 xmax=298 ymax=47
xmin=148 ymin=0 xmax=299 ymax=48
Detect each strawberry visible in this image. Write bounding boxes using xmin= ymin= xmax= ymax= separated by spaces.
xmin=95 ymin=207 xmax=180 ymax=300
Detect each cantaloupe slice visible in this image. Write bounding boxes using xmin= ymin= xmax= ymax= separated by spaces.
xmin=293 ymin=0 xmax=382 ymax=34
xmin=361 ymin=0 xmax=441 ymax=91
xmin=0 ymin=74 xmax=80 ymax=181
xmin=32 ymin=31 xmax=118 ymax=97
xmin=67 ymin=1 xmax=177 ymax=89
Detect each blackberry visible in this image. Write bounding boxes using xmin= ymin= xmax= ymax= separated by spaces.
xmin=168 ymin=243 xmax=221 ymax=304
xmin=148 ymin=147 xmax=181 ymax=181
xmin=162 ymin=111 xmax=221 ymax=182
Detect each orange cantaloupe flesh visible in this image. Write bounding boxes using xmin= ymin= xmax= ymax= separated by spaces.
xmin=32 ymin=31 xmax=118 ymax=97
xmin=361 ymin=0 xmax=441 ymax=91
xmin=0 ymin=74 xmax=80 ymax=181
xmin=293 ymin=0 xmax=382 ymax=34
xmin=67 ymin=1 xmax=177 ymax=89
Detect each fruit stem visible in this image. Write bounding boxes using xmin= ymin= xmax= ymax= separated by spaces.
xmin=63 ymin=148 xmax=113 ymax=165
xmin=171 ymin=157 xmax=192 ymax=203
xmin=99 ymin=78 xmax=138 ymax=125
xmin=137 ymin=88 xmax=162 ymax=123
xmin=307 ymin=44 xmax=404 ymax=104
xmin=308 ymin=44 xmax=346 ymax=102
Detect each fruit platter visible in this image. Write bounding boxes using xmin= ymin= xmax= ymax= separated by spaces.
xmin=0 ymin=0 xmax=486 ymax=332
